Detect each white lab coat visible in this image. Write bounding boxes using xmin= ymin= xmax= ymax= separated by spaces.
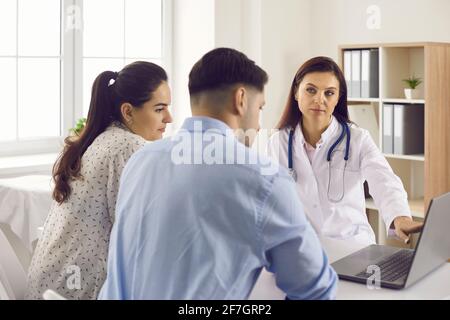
xmin=267 ymin=116 xmax=411 ymax=246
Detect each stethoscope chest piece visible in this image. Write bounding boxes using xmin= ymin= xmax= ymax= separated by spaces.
xmin=288 ymin=168 xmax=297 ymax=182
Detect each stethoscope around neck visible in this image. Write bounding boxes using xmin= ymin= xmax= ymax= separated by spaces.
xmin=288 ymin=120 xmax=351 ymax=203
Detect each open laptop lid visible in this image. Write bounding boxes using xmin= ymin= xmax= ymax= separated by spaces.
xmin=405 ymin=192 xmax=450 ymax=287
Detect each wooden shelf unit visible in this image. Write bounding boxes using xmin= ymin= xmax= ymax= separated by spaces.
xmin=339 ymin=42 xmax=450 ymax=224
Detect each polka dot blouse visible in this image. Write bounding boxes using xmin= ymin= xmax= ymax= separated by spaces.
xmin=25 ymin=122 xmax=146 ymax=300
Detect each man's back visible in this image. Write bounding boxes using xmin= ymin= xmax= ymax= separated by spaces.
xmin=99 ymin=117 xmax=337 ymax=300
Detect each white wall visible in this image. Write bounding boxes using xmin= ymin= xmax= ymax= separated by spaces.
xmin=310 ymin=0 xmax=450 ymax=60
xmin=173 ymin=0 xmax=450 ymax=131
xmin=215 ymin=0 xmax=243 ymax=51
xmin=215 ymin=0 xmax=261 ymax=63
xmin=172 ymin=0 xmax=215 ymax=130
xmin=172 ymin=0 xmax=262 ymax=130
xmin=172 ymin=0 xmax=312 ymax=131
xmin=260 ymin=0 xmax=311 ymax=130
xmin=215 ymin=0 xmax=311 ymax=130
xmin=261 ymin=0 xmax=450 ymax=129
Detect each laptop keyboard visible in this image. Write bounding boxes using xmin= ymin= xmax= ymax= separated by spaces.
xmin=355 ymin=249 xmax=414 ymax=282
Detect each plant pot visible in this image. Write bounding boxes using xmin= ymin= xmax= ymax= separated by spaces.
xmin=404 ymin=88 xmax=420 ymax=100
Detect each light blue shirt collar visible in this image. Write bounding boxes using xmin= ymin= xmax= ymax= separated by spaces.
xmin=181 ymin=116 xmax=233 ymax=137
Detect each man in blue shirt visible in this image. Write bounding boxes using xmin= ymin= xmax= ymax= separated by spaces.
xmin=99 ymin=48 xmax=338 ymax=300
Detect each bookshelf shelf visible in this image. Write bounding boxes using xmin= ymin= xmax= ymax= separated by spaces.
xmin=384 ymin=153 xmax=425 ymax=161
xmin=340 ymin=42 xmax=450 ymax=245
xmin=381 ymin=47 xmax=425 ymax=101
xmin=348 ymin=98 xmax=379 ymax=103
xmin=382 ymin=98 xmax=425 ymax=104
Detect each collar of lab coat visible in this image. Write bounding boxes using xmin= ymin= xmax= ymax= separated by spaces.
xmin=295 ymin=116 xmax=339 ymax=147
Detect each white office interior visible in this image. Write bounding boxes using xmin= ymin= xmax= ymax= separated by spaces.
xmin=0 ymin=0 xmax=450 ymax=300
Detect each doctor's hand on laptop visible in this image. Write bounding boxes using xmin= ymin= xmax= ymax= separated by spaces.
xmin=392 ymin=216 xmax=423 ymax=244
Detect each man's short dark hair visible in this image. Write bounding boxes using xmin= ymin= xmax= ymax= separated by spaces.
xmin=188 ymin=48 xmax=268 ymax=96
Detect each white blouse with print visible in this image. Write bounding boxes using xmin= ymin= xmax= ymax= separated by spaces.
xmin=26 ymin=123 xmax=146 ymax=300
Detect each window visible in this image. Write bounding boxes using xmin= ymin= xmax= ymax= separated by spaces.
xmin=82 ymin=0 xmax=165 ymax=115
xmin=0 ymin=0 xmax=170 ymax=156
xmin=0 ymin=0 xmax=61 ymax=153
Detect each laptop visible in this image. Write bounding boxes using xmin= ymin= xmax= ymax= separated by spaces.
xmin=331 ymin=192 xmax=450 ymax=289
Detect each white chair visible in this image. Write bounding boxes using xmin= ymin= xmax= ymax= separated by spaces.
xmin=0 ymin=223 xmax=32 ymax=272
xmin=43 ymin=289 xmax=67 ymax=300
xmin=31 ymin=226 xmax=45 ymax=252
xmin=0 ymin=263 xmax=15 ymax=300
xmin=0 ymin=281 xmax=10 ymax=300
xmin=0 ymin=228 xmax=27 ymax=299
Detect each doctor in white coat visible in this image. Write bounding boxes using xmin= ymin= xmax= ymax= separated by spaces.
xmin=267 ymin=56 xmax=422 ymax=246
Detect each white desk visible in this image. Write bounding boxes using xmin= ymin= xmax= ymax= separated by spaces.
xmin=0 ymin=175 xmax=52 ymax=251
xmin=249 ymin=238 xmax=450 ymax=300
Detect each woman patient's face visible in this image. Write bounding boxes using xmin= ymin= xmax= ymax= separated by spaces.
xmin=129 ymin=81 xmax=173 ymax=141
xmin=295 ymin=72 xmax=340 ymax=125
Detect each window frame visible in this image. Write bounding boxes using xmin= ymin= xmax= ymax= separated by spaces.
xmin=0 ymin=0 xmax=172 ymax=157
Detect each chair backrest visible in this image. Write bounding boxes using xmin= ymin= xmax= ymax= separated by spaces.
xmin=0 ymin=263 xmax=15 ymax=300
xmin=43 ymin=289 xmax=67 ymax=300
xmin=0 ymin=228 xmax=27 ymax=299
xmin=0 ymin=281 xmax=10 ymax=300
xmin=0 ymin=223 xmax=32 ymax=273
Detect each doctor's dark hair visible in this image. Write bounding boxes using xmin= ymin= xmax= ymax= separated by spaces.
xmin=52 ymin=61 xmax=168 ymax=204
xmin=276 ymin=56 xmax=349 ymax=130
xmin=188 ymin=48 xmax=268 ymax=97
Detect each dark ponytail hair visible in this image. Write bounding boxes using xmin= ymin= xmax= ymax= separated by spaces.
xmin=53 ymin=61 xmax=168 ymax=204
xmin=276 ymin=56 xmax=349 ymax=130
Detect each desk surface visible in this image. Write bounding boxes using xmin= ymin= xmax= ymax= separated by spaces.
xmin=249 ymin=238 xmax=450 ymax=300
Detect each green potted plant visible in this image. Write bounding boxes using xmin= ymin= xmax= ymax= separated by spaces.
xmin=402 ymin=75 xmax=422 ymax=99
xmin=69 ymin=117 xmax=87 ymax=137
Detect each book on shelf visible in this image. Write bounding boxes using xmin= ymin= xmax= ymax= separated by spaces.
xmin=351 ymin=50 xmax=361 ymax=97
xmin=343 ymin=48 xmax=379 ymax=99
xmin=383 ymin=103 xmax=424 ymax=155
xmin=393 ymin=104 xmax=424 ymax=155
xmin=344 ymin=50 xmax=352 ymax=97
xmin=361 ymin=49 xmax=379 ymax=98
xmin=383 ymin=103 xmax=394 ymax=154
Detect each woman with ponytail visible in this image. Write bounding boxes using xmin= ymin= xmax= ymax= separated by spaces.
xmin=26 ymin=61 xmax=172 ymax=300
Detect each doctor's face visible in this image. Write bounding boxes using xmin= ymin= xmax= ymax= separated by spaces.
xmin=295 ymin=72 xmax=340 ymax=126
